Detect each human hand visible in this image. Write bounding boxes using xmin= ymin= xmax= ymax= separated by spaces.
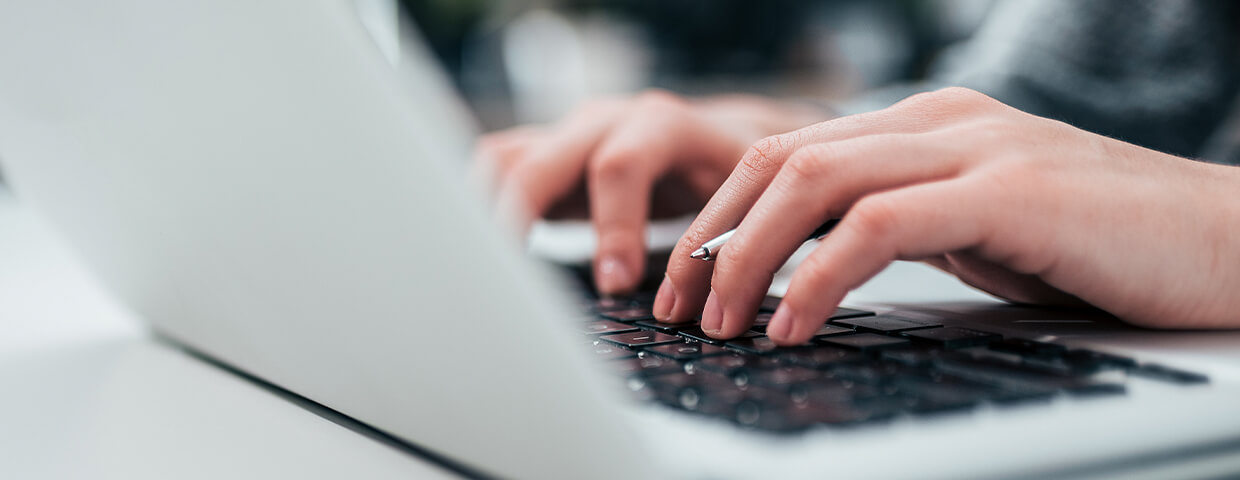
xmin=474 ymin=90 xmax=828 ymax=294
xmin=654 ymin=87 xmax=1240 ymax=344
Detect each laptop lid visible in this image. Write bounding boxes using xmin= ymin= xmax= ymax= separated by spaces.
xmin=0 ymin=1 xmax=648 ymax=478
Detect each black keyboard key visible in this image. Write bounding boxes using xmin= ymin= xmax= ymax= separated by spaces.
xmin=811 ymin=324 xmax=853 ymax=337
xmin=988 ymin=338 xmax=1067 ymax=357
xmin=599 ymin=331 xmax=681 ymax=348
xmin=759 ymin=296 xmax=783 ymax=312
xmin=931 ymin=356 xmax=1116 ymax=396
xmin=590 ymin=296 xmax=637 ymax=313
xmin=747 ymin=366 xmax=826 ymax=390
xmin=678 ymin=327 xmax=761 ymax=345
xmin=615 ymin=354 xmax=683 ymax=377
xmin=828 ymin=362 xmax=917 ymax=384
xmin=819 ymin=333 xmax=911 ymax=351
xmin=749 ymin=397 xmax=896 ymax=430
xmin=582 ymin=320 xmax=640 ymax=336
xmin=725 ymin=336 xmax=792 ymax=355
xmin=750 ymin=313 xmax=774 ymax=332
xmin=757 ymin=296 xmax=875 ymax=320
xmin=1063 ymin=349 xmax=1137 ymax=370
xmin=645 ymin=371 xmax=747 ymax=414
xmin=902 ymin=327 xmax=998 ymax=348
xmin=834 ymin=314 xmax=940 ymax=333
xmin=634 ymin=319 xmax=691 ymax=334
xmin=590 ymin=342 xmax=637 ymax=361
xmin=691 ymin=354 xmax=782 ymax=377
xmin=886 ymin=377 xmax=990 ymax=414
xmin=831 ymin=307 xmax=877 ymax=320
xmin=878 ymin=346 xmax=959 ymax=366
xmin=644 ymin=341 xmax=729 ymax=360
xmin=599 ymin=307 xmax=656 ymax=323
xmin=778 ymin=346 xmax=866 ymax=369
xmin=1131 ymin=363 xmax=1209 ymax=385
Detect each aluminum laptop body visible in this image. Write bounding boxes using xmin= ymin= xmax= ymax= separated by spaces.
xmin=2 ymin=1 xmax=1240 ymax=479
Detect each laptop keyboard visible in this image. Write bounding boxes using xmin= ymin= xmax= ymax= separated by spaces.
xmin=581 ymin=292 xmax=1209 ymax=433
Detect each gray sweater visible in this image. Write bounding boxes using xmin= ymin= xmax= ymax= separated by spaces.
xmin=847 ymin=0 xmax=1240 ymax=164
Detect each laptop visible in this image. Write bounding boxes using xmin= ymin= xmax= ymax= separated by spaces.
xmin=2 ymin=1 xmax=1240 ymax=479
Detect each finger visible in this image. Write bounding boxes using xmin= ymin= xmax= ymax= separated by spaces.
xmin=587 ymin=117 xmax=674 ymax=294
xmin=495 ymin=101 xmax=623 ymax=230
xmin=705 ymin=133 xmax=966 ymax=339
xmin=770 ymin=178 xmax=993 ymax=345
xmin=589 ymin=93 xmax=744 ymax=295
xmin=660 ymin=98 xmax=973 ymax=326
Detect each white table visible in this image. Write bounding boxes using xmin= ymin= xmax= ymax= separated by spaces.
xmin=0 ymin=183 xmax=993 ymax=479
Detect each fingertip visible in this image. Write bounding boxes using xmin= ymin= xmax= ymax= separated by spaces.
xmin=652 ymin=275 xmax=677 ymax=322
xmin=766 ymin=306 xmax=796 ymax=345
xmin=594 ymin=254 xmax=637 ymax=295
xmin=701 ymin=289 xmax=723 ymax=336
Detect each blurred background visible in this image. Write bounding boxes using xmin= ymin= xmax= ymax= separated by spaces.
xmin=401 ymin=0 xmax=996 ymax=131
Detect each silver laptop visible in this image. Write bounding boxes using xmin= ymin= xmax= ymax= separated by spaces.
xmin=2 ymin=1 xmax=1240 ymax=479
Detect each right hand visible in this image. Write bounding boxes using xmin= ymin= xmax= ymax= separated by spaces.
xmin=474 ymin=90 xmax=829 ymax=294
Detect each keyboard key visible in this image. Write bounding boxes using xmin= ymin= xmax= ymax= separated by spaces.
xmin=590 ymin=296 xmax=636 ymax=313
xmin=878 ymin=346 xmax=961 ymax=367
xmin=759 ymin=296 xmax=783 ymax=312
xmin=902 ymin=327 xmax=998 ymax=348
xmin=778 ymin=346 xmax=866 ymax=369
xmin=931 ymin=356 xmax=1117 ymax=396
xmin=599 ymin=307 xmax=656 ymax=323
xmin=725 ymin=336 xmax=792 ymax=355
xmin=1063 ymin=349 xmax=1137 ymax=370
xmin=590 ymin=342 xmax=637 ymax=361
xmin=644 ymin=341 xmax=729 ymax=360
xmin=819 ymin=333 xmax=911 ymax=351
xmin=750 ymin=313 xmax=774 ymax=332
xmin=582 ymin=321 xmax=640 ymax=336
xmin=633 ymin=319 xmax=691 ymax=334
xmin=988 ymin=338 xmax=1067 ymax=357
xmin=747 ymin=366 xmax=825 ymax=390
xmin=692 ymin=354 xmax=782 ymax=377
xmin=831 ymin=307 xmax=877 ymax=320
xmin=678 ymin=326 xmax=761 ymax=345
xmin=834 ymin=314 xmax=940 ymax=333
xmin=615 ymin=354 xmax=683 ymax=377
xmin=599 ymin=331 xmax=681 ymax=348
xmin=810 ymin=324 xmax=853 ymax=337
xmin=1131 ymin=363 xmax=1209 ymax=384
xmin=758 ymin=296 xmax=875 ymax=320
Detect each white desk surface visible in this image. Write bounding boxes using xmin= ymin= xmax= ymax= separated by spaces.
xmin=0 ymin=184 xmax=991 ymax=480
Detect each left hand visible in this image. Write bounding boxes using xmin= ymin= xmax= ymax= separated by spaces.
xmin=652 ymin=87 xmax=1240 ymax=345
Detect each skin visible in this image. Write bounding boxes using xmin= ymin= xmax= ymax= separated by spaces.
xmin=654 ymin=87 xmax=1240 ymax=345
xmin=474 ymin=90 xmax=828 ymax=294
xmin=477 ymin=87 xmax=1240 ymax=345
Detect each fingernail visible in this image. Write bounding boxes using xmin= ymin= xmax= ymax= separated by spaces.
xmin=702 ymin=289 xmax=723 ymax=335
xmin=653 ymin=275 xmax=676 ymax=321
xmin=595 ymin=255 xmax=633 ymax=294
xmin=767 ymin=306 xmax=794 ymax=343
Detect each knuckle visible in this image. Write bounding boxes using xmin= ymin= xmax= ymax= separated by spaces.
xmin=778 ymin=145 xmax=833 ymax=184
xmin=588 ymin=146 xmax=641 ymax=182
xmin=933 ymin=86 xmax=990 ymax=103
xmin=741 ymin=135 xmax=791 ymax=173
xmin=635 ymin=89 xmax=686 ymax=110
xmin=897 ymin=87 xmax=997 ymax=115
xmin=849 ymin=195 xmax=903 ymax=240
xmin=794 ymin=250 xmax=834 ymax=285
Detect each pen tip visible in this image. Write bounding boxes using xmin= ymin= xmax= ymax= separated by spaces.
xmin=689 ymin=248 xmax=709 ymax=261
